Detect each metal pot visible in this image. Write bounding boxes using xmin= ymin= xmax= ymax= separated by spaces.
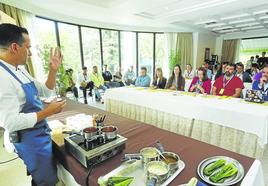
xmin=83 ymin=127 xmax=98 ymax=140
xmin=100 ymin=126 xmax=117 ymax=140
xmin=140 ymin=147 xmax=159 ymax=167
xmin=146 ymin=161 xmax=170 ymax=186
xmin=160 ymin=152 xmax=180 ymax=172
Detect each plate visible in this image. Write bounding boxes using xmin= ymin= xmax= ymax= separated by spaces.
xmin=43 ymin=97 xmax=63 ymax=104
xmin=98 ymin=159 xmax=185 ymax=186
xmin=197 ymin=156 xmax=244 ymax=186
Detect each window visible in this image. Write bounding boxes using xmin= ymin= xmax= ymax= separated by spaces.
xmin=121 ymin=32 xmax=136 ymax=76
xmin=34 ymin=18 xmax=57 ymax=81
xmin=155 ymin=34 xmax=168 ymax=77
xmin=239 ymin=38 xmax=268 ymax=64
xmin=102 ymin=30 xmax=119 ymax=74
xmin=138 ymin=33 xmax=154 ymax=78
xmin=58 ymin=23 xmax=81 ymax=76
xmin=81 ymin=27 xmax=101 ymax=73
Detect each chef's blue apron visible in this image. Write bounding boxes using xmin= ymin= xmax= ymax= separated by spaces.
xmin=0 ymin=62 xmax=58 ymax=186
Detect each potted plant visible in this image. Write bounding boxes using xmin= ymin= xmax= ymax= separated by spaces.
xmin=39 ymin=44 xmax=66 ymax=97
xmin=169 ymin=50 xmax=181 ymax=75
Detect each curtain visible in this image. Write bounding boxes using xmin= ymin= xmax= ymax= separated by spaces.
xmin=176 ymin=33 xmax=193 ymax=71
xmin=0 ymin=3 xmax=35 ymax=77
xmin=221 ymin=39 xmax=239 ymax=64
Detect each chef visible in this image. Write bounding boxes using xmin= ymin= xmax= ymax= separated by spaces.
xmin=0 ymin=23 xmax=66 ymax=185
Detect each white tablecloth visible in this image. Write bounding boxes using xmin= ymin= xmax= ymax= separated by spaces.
xmin=105 ymin=87 xmax=268 ymax=148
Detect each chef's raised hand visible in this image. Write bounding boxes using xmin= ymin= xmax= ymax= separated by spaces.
xmin=36 ymin=99 xmax=66 ymax=122
xmin=49 ymin=47 xmax=63 ymax=72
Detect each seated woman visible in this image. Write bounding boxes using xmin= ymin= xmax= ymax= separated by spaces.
xmin=183 ymin=64 xmax=195 ymax=79
xmin=189 ymin=67 xmax=211 ymax=94
xmin=152 ymin=68 xmax=167 ymax=89
xmin=165 ymin=64 xmax=185 ymax=91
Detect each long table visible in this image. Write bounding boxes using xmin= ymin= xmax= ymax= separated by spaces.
xmin=105 ymin=87 xmax=268 ymax=158
xmin=49 ymin=100 xmax=264 ymax=186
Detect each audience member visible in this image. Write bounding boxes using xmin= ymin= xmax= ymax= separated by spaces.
xmin=257 ymin=51 xmax=268 ymax=69
xmin=183 ymin=64 xmax=195 ymax=79
xmin=252 ymin=65 xmax=268 ymax=101
xmin=152 ymin=68 xmax=167 ymax=89
xmin=78 ymin=66 xmax=94 ymax=104
xmin=135 ymin=67 xmax=151 ymax=87
xmin=113 ymin=67 xmax=125 ymax=87
xmin=62 ymin=68 xmax=78 ymax=100
xmin=236 ymin=63 xmax=252 ymax=83
xmin=189 ymin=67 xmax=211 ymax=94
xmin=90 ymin=66 xmax=107 ymax=102
xmin=124 ymin=66 xmax=136 ymax=85
xmin=245 ymin=56 xmax=254 ymax=71
xmin=215 ymin=61 xmax=229 ymax=80
xmin=202 ymin=61 xmax=212 ymax=80
xmin=165 ymin=64 xmax=185 ymax=91
xmin=212 ymin=64 xmax=244 ymax=98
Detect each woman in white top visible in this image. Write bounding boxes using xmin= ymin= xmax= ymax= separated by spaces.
xmin=183 ymin=64 xmax=195 ymax=79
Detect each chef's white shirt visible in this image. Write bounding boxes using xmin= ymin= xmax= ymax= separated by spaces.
xmin=0 ymin=59 xmax=53 ymax=133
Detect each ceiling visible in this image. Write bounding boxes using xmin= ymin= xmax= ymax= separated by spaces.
xmin=2 ymin=0 xmax=268 ymax=35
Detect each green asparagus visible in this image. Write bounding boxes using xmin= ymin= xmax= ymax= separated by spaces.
xmin=107 ymin=177 xmax=134 ymax=186
xmin=203 ymin=159 xmax=226 ymax=176
xmin=209 ymin=163 xmax=238 ymax=183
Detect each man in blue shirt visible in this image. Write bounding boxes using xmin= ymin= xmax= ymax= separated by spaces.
xmin=135 ymin=67 xmax=151 ymax=87
xmin=252 ymin=65 xmax=268 ymax=101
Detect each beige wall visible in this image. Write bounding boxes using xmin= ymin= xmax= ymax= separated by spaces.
xmin=0 ymin=10 xmax=16 ymax=24
xmin=196 ymin=33 xmax=217 ymax=68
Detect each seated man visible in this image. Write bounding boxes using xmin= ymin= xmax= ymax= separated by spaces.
xmin=212 ymin=64 xmax=244 ymax=98
xmin=102 ymin=64 xmax=118 ymax=88
xmin=78 ymin=66 xmax=94 ymax=104
xmin=113 ymin=67 xmax=125 ymax=87
xmin=236 ymin=63 xmax=252 ymax=83
xmin=90 ymin=66 xmax=107 ymax=102
xmin=252 ymin=65 xmax=268 ymax=101
xmin=62 ymin=68 xmax=78 ymax=100
xmin=124 ymin=66 xmax=136 ymax=85
xmin=135 ymin=67 xmax=151 ymax=87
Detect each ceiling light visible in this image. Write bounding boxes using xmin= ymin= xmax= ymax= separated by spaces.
xmin=158 ymin=0 xmax=238 ymax=18
xmin=220 ymin=13 xmax=249 ymax=20
xmin=195 ymin=19 xmax=217 ymax=25
xmin=218 ymin=29 xmax=239 ymax=33
xmin=229 ymin=18 xmax=255 ymax=24
xmin=253 ymin=9 xmax=268 ymax=15
xmin=205 ymin=23 xmax=226 ymax=28
xmin=241 ymin=26 xmax=264 ymax=30
xmin=259 ymin=15 xmax=268 ymax=20
xmin=212 ymin=26 xmax=233 ymax=31
xmin=235 ymin=22 xmax=260 ymax=27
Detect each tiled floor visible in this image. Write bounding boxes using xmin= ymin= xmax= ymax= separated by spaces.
xmin=0 ymin=99 xmax=267 ymax=186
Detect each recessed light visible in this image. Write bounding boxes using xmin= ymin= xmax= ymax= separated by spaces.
xmin=218 ymin=29 xmax=239 ymax=33
xmin=205 ymin=23 xmax=226 ymax=28
xmin=195 ymin=19 xmax=217 ymax=25
xmin=212 ymin=26 xmax=233 ymax=31
xmin=259 ymin=15 xmax=268 ymax=20
xmin=241 ymin=25 xmax=264 ymax=30
xmin=229 ymin=18 xmax=255 ymax=24
xmin=235 ymin=22 xmax=260 ymax=27
xmin=220 ymin=13 xmax=249 ymax=20
xmin=253 ymin=9 xmax=268 ymax=15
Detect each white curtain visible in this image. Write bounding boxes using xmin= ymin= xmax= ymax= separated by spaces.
xmin=20 ymin=12 xmax=47 ymax=82
xmin=165 ymin=32 xmax=177 ymax=75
